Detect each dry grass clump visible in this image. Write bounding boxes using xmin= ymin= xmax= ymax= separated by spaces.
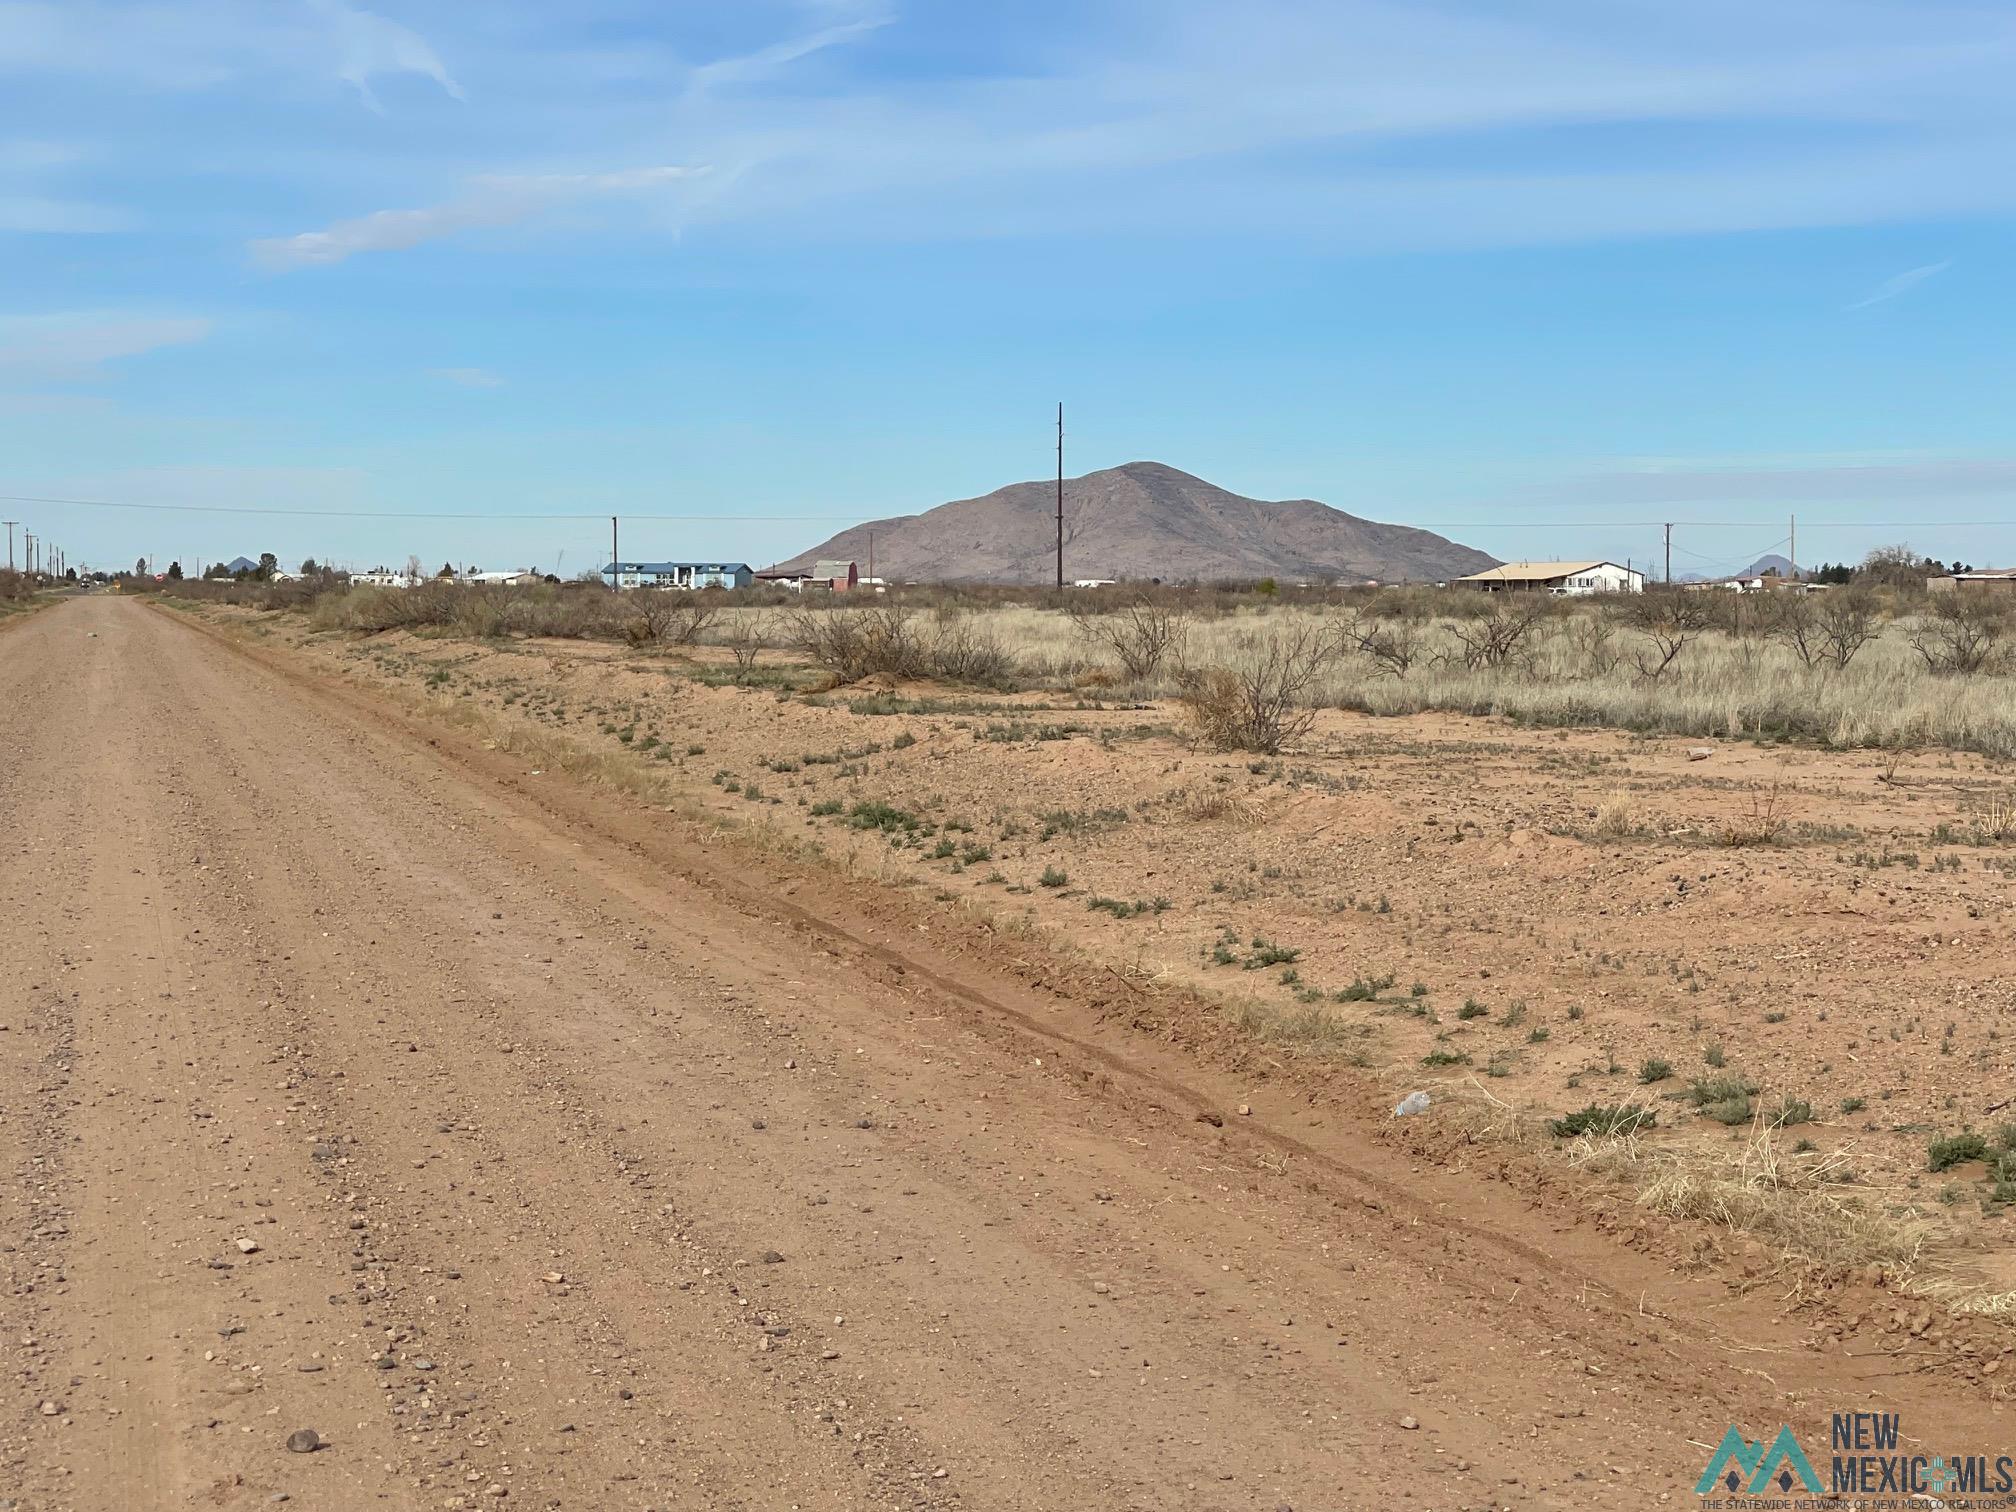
xmin=1564 ymin=1121 xmax=1923 ymax=1275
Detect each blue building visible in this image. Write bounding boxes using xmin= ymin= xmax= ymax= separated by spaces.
xmin=602 ymin=561 xmax=754 ymax=591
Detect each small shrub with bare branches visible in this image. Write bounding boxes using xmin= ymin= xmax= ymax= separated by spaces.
xmin=1176 ymin=624 xmax=1330 ymax=754
xmin=1908 ymin=592 xmax=2005 ymax=675
xmin=1068 ymin=593 xmax=1189 ymax=680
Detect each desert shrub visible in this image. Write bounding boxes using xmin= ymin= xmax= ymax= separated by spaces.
xmin=625 ymin=589 xmax=721 ymax=646
xmin=1909 ymin=593 xmax=2006 ymax=674
xmin=926 ymin=615 xmax=1019 ymax=687
xmin=1549 ymin=1104 xmax=1656 ymax=1138
xmin=1928 ymin=1131 xmax=1990 ymax=1171
xmin=1446 ymin=596 xmax=1549 ymax=671
xmin=1638 ymin=1058 xmax=1673 ymax=1083
xmin=1613 ymin=589 xmax=1717 ymax=680
xmin=1069 ymin=593 xmax=1189 ymax=680
xmin=718 ymin=615 xmax=770 ymax=682
xmin=1176 ymin=623 xmax=1329 ymax=754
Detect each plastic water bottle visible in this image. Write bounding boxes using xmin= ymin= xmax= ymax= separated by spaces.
xmin=1392 ymin=1090 xmax=1431 ymax=1118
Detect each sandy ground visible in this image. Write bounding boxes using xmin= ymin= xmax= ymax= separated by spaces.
xmin=1 ymin=595 xmax=2008 ymax=1510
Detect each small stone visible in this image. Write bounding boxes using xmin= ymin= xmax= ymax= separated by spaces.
xmin=286 ymin=1428 xmax=321 ymax=1453
xmin=38 ymin=1400 xmax=61 ymax=1417
xmin=541 ymin=1272 xmax=564 ymax=1285
xmin=1399 ymin=1415 xmax=1419 ymax=1431
xmin=784 ymin=1059 xmax=797 ymax=1070
xmin=1238 ymin=1104 xmax=1252 ymax=1117
xmin=235 ymin=1238 xmax=261 ymax=1255
xmin=760 ymin=1250 xmax=785 ymax=1265
xmin=1091 ymin=1281 xmax=1110 ymax=1295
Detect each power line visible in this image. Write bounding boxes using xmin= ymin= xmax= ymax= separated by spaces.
xmin=0 ymin=494 xmax=865 ymax=523
xmin=12 ymin=489 xmax=2016 ymax=534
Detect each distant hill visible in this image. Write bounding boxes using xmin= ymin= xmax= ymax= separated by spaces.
xmin=773 ymin=462 xmax=1496 ymax=585
xmin=1741 ymin=553 xmax=1798 ymax=578
xmin=1678 ymin=553 xmax=1801 ymax=585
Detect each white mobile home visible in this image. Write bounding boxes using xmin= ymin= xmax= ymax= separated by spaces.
xmin=1456 ymin=561 xmax=1644 ymax=595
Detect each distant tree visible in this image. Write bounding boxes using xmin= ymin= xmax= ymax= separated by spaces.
xmin=300 ymin=557 xmax=319 ymax=576
xmin=166 ymin=560 xmax=183 ymax=580
xmin=1856 ymin=543 xmax=1928 ymax=589
xmin=203 ymin=562 xmax=230 ymax=580
xmin=405 ymin=554 xmax=424 ymax=584
xmin=257 ymin=552 xmax=278 ymax=581
xmin=438 ymin=561 xmax=456 ymax=578
xmin=133 ymin=556 xmax=147 ymax=578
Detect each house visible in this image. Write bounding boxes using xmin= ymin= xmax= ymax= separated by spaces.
xmin=1928 ymin=568 xmax=2016 ymax=593
xmin=754 ymin=568 xmax=810 ymax=592
xmin=463 ymin=569 xmax=544 ymax=586
xmin=1072 ymin=578 xmax=1118 ymax=589
xmin=601 ymin=561 xmax=754 ymax=591
xmin=1456 ymin=561 xmax=1645 ymax=595
xmin=808 ymin=559 xmax=859 ymax=592
xmin=351 ymin=569 xmax=416 ymax=587
xmin=1683 ymin=574 xmax=1807 ymax=594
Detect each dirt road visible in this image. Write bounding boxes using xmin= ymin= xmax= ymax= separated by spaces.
xmin=0 ymin=596 xmax=1999 ymax=1510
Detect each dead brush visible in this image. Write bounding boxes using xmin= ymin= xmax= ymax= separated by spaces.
xmin=1593 ymin=794 xmax=1636 ymax=839
xmin=1967 ymin=789 xmax=2016 ymax=842
xmin=1179 ymin=786 xmax=1266 ymax=824
xmin=1717 ymin=783 xmax=1787 ymax=847
xmin=1629 ymin=1122 xmax=1923 ymax=1275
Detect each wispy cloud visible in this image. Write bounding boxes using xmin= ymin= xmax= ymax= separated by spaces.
xmin=428 ymin=366 xmax=504 ymax=389
xmin=0 ymin=312 xmax=211 ymax=379
xmin=251 ymin=165 xmax=705 ymax=269
xmin=1560 ymin=452 xmax=2016 ymax=505
xmin=1848 ymin=259 xmax=1952 ymax=309
xmin=0 ymin=0 xmax=459 ymax=103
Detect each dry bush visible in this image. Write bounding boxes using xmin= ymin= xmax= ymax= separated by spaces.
xmin=782 ymin=603 xmax=1021 ymax=687
xmin=718 ymin=615 xmax=770 ymax=683
xmin=1717 ymin=784 xmax=1788 ymax=847
xmin=1068 ymin=594 xmax=1189 ymax=680
xmin=1909 ymin=592 xmax=2006 ymax=674
xmin=1446 ymin=596 xmax=1548 ymax=671
xmin=624 ymin=590 xmax=721 ymax=646
xmin=1336 ymin=607 xmax=1422 ymax=677
xmin=1614 ymin=589 xmax=1716 ymax=680
xmin=0 ymin=568 xmax=35 ymax=603
xmin=1176 ymin=624 xmax=1330 ymax=754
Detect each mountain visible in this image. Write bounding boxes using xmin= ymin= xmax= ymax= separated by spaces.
xmin=1740 ymin=554 xmax=1798 ymax=578
xmin=773 ymin=462 xmax=1497 ymax=585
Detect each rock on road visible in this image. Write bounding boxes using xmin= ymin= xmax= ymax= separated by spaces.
xmin=0 ymin=597 xmax=1989 ymax=1509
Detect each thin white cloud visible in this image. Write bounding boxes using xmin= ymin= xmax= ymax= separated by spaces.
xmin=1847 ymin=259 xmax=1952 ymax=309
xmin=428 ymin=366 xmax=504 ymax=389
xmin=0 ymin=0 xmax=460 ymax=103
xmin=0 ymin=312 xmax=211 ymax=379
xmin=251 ymin=165 xmax=704 ymax=269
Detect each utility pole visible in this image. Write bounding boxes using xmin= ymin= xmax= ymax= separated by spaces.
xmin=23 ymin=531 xmax=32 ymax=575
xmin=2 ymin=521 xmax=14 ymax=571
xmin=1789 ymin=515 xmax=1797 ymax=580
xmin=1663 ymin=522 xmax=1672 ymax=585
xmin=867 ymin=530 xmax=875 ymax=583
xmin=610 ymin=516 xmax=619 ymax=589
xmin=1055 ymin=402 xmax=1065 ymax=594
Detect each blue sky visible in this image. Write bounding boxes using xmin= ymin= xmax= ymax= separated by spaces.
xmin=4 ymin=0 xmax=2016 ymax=578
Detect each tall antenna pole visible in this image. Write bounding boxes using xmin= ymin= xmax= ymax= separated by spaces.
xmin=1789 ymin=515 xmax=1796 ymax=580
xmin=610 ymin=516 xmax=619 ymax=590
xmin=1055 ymin=402 xmax=1064 ymax=594
xmin=1663 ymin=522 xmax=1672 ymax=585
xmin=2 ymin=521 xmax=14 ymax=572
